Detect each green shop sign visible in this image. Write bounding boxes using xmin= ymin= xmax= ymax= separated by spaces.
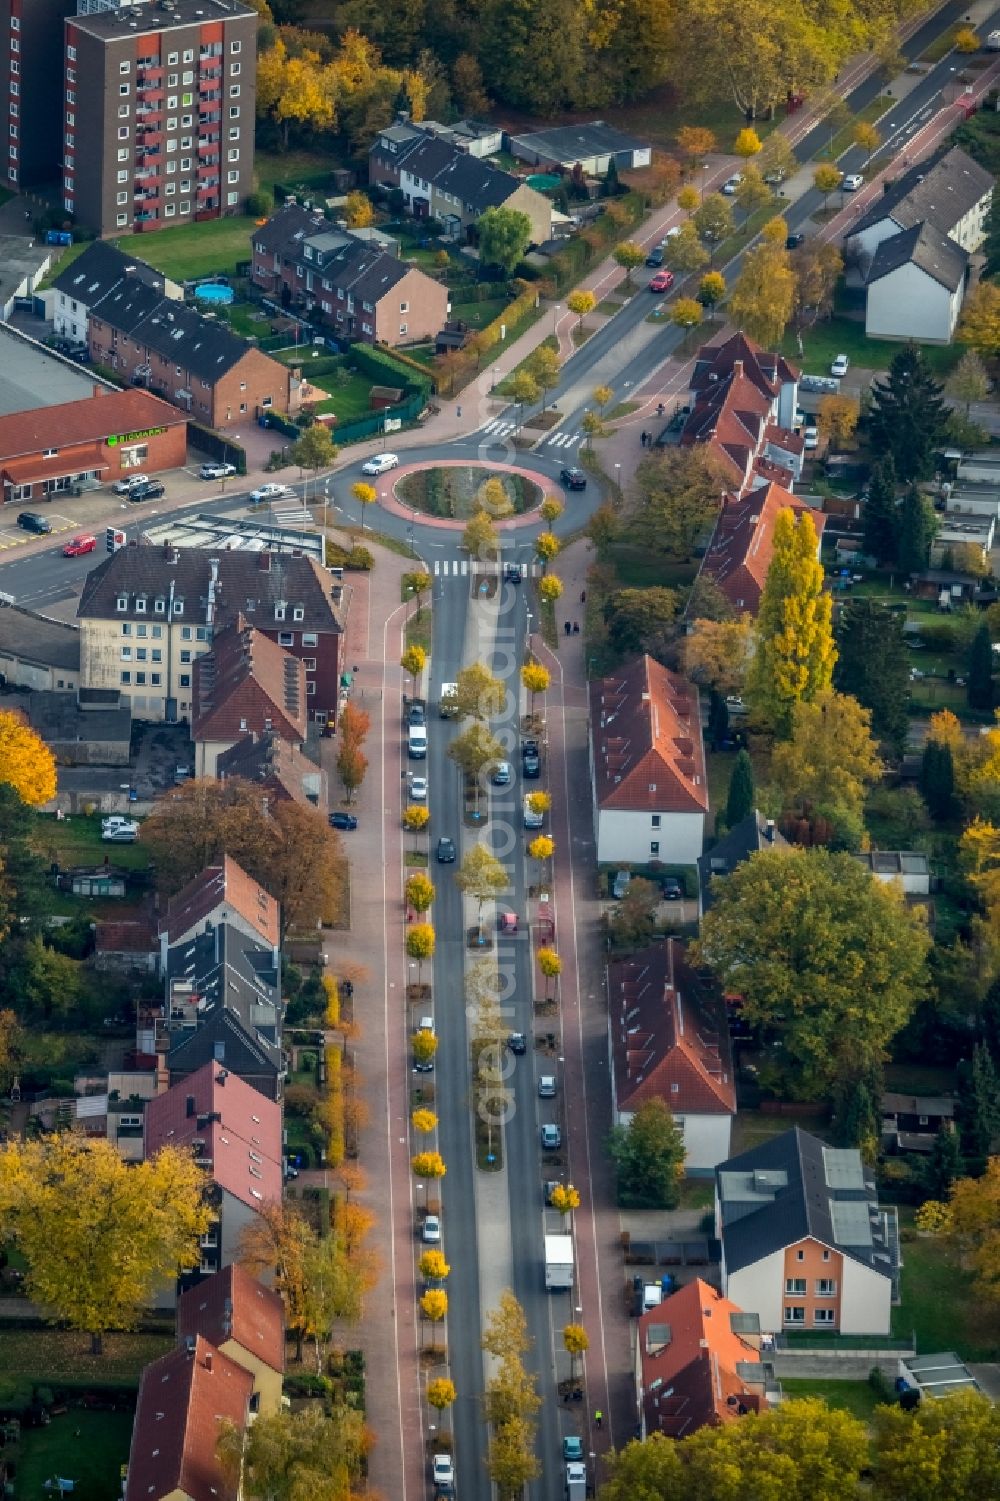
xmin=107 ymin=426 xmax=167 ymax=447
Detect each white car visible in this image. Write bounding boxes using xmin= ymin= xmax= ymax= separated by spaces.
xmin=200 ymin=461 xmax=236 ymax=480
xmin=432 ymin=1455 xmax=454 ymax=1487
xmin=102 ymin=820 xmax=139 ymax=842
xmin=660 ymin=226 xmax=681 ymax=243
xmin=113 ymin=473 xmax=148 ymax=494
xmin=409 ymin=774 xmax=428 ymax=801
xmin=361 ymin=452 xmax=399 ymax=476
xmin=249 ymin=482 xmax=291 ymax=503
xmin=418 ymin=1015 xmax=435 ymax=1035
xmin=842 ymin=173 xmax=864 ymax=191
xmin=422 ymin=1214 xmax=441 ymax=1243
xmin=803 ymin=424 xmax=819 ymax=451
xmin=831 ymin=354 xmax=849 ymax=378
xmin=721 ymin=174 xmax=743 ymax=195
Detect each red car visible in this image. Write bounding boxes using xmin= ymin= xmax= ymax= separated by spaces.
xmin=649 ymin=270 xmax=675 ymax=293
xmin=63 ymin=534 xmax=97 ymax=557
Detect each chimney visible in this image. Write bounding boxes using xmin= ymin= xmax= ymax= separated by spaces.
xmin=163 ymin=543 xmax=179 ymax=565
xmin=216 ymin=1068 xmax=228 ymax=1085
xmin=92 ymin=383 xmax=102 ymax=399
xmin=258 ymin=550 xmax=272 ymax=572
xmin=733 ymin=360 xmax=743 ymax=379
xmin=765 ymin=819 xmax=775 ymax=843
xmin=185 ymin=1094 xmax=196 ymax=1118
xmin=204 ymin=1350 xmax=213 ymax=1372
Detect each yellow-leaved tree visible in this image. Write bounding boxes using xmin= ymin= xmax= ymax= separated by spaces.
xmin=0 ymin=1136 xmax=210 ymax=1353
xmin=0 ymin=710 xmax=56 ymax=806
xmin=746 ymin=508 xmax=835 ymax=737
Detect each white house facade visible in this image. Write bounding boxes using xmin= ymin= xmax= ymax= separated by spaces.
xmin=594 ymin=806 xmax=705 ymax=868
xmin=865 ymin=253 xmax=965 ymax=343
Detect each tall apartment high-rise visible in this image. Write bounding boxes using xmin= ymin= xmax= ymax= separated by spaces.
xmin=2 ymin=0 xmax=78 ymax=188
xmin=63 ymin=0 xmax=257 ymax=236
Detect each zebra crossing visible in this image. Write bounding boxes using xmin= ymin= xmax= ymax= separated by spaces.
xmin=541 ymin=429 xmax=581 ymax=449
xmin=432 ymin=559 xmax=540 ymax=578
xmin=477 ymin=419 xmax=519 ymax=441
xmin=476 ymin=417 xmax=581 ymax=450
xmin=270 ymin=503 xmax=314 ymax=526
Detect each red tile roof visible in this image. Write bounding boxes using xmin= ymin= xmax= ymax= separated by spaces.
xmin=95 ymin=917 xmax=157 ymax=954
xmin=193 ymin=619 xmax=307 ymax=747
xmin=144 ymin=1059 xmax=283 ymax=1212
xmin=691 ymin=331 xmax=799 ymax=399
xmin=161 ymin=855 xmax=280 ymax=949
xmin=638 ymin=1280 xmax=764 ymax=1439
xmin=682 ymin=368 xmax=772 ymax=488
xmin=177 ymin=1264 xmax=284 ymax=1377
xmin=609 ymin=938 xmax=735 ymax=1117
xmin=0 ymin=387 xmax=184 ymax=463
xmin=125 ymin=1335 xmax=252 ymax=1501
xmin=217 ymin=731 xmax=325 ymax=808
xmin=697 ymin=482 xmax=827 ymax=615
xmin=590 ymin=656 xmax=708 ymax=815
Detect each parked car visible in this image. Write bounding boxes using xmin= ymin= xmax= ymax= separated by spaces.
xmin=660 ymin=226 xmax=681 ymax=243
xmin=521 ymin=739 xmax=540 ymax=778
xmin=407 ymin=701 xmax=426 ymax=725
xmin=102 ymin=820 xmax=139 ymax=843
xmin=17 ymin=511 xmax=51 ymax=534
xmin=329 ymin=811 xmax=358 ymax=831
xmin=102 ymin=814 xmax=135 ymax=835
xmin=842 ymin=173 xmax=864 ymax=191
xmin=523 ymin=796 xmax=544 ymax=829
xmin=491 ymin=761 xmax=512 ymax=786
xmin=785 ymin=232 xmax=805 ymax=249
xmin=361 ymin=452 xmax=399 ymax=476
xmin=432 ymin=1455 xmax=454 ymax=1489
xmin=199 ymin=461 xmax=236 ymax=479
xmin=645 ymin=246 xmax=664 ymax=267
xmin=422 ymin=1214 xmax=441 ymax=1243
xmin=249 ymin=482 xmax=291 ymax=503
xmin=612 ymin=868 xmax=631 ymax=900
xmin=538 ymin=1075 xmax=557 ymax=1098
xmin=113 ymin=473 xmax=148 ymax=495
xmin=541 ymin=1124 xmax=562 ymax=1150
xmin=649 ymin=270 xmax=675 ymax=293
xmin=409 ymin=774 xmax=428 ymax=801
xmin=661 ymin=876 xmax=683 ymax=901
xmin=722 ymin=173 xmax=743 ymax=195
xmin=128 ymin=481 xmax=165 ymax=502
xmin=499 ymin=911 xmax=518 ymax=936
xmin=508 ymin=1031 xmax=527 ymax=1055
xmin=831 ymin=354 xmax=850 ymax=377
xmin=560 ymin=466 xmax=586 ymax=491
xmin=803 ymin=424 xmax=819 ymax=451
xmin=799 ymin=374 xmax=840 ymax=394
xmin=436 ymin=837 xmax=456 ymax=864
xmin=545 ymin=1180 xmax=562 ymax=1204
xmin=563 ymin=1437 xmax=584 ymax=1461
xmin=62 ymin=533 xmax=97 ymax=557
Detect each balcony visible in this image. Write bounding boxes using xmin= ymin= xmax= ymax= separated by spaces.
xmin=135 ymin=105 xmax=163 ymax=122
xmin=199 ymin=65 xmax=222 ymax=81
xmin=198 ymin=108 xmax=221 ymax=125
xmin=137 ymin=67 xmax=163 ymax=85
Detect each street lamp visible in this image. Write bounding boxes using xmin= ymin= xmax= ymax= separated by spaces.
xmin=614 ymin=463 xmax=622 ymax=503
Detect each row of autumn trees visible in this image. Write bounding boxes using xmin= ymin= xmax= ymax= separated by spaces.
xmin=255 ymin=0 xmax=924 ymax=132
xmin=601 ymin=1391 xmax=1000 ymax=1501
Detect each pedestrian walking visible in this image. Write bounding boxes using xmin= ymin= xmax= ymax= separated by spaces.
xmin=572 ymin=621 xmax=580 ymax=634
xmin=595 ymin=1410 xmax=603 ymax=1430
xmin=580 ymin=589 xmax=586 ymax=603
xmin=456 ymin=404 xmax=462 ymax=417
xmin=564 ymin=620 xmax=572 ymax=636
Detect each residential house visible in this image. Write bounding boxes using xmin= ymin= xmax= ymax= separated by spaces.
xmin=608 ymin=938 xmax=735 ymax=1171
xmin=508 ymin=121 xmax=651 ymax=175
xmin=176 ymin=1263 xmax=284 ymax=1417
xmin=370 ymin=116 xmax=503 ymax=169
xmin=698 ymin=810 xmax=787 ymax=913
xmin=95 ymin=917 xmax=159 ymax=976
xmin=217 ymin=729 xmax=327 ymax=808
xmin=692 ymin=482 xmax=827 ymax=616
xmin=163 ymin=917 xmax=281 ymax=1051
xmin=87 ymin=276 xmax=299 ymax=429
xmin=48 ymin=239 xmax=177 ymax=345
xmin=931 ymin=511 xmax=995 ymax=571
xmin=158 ymin=855 xmax=280 ymax=968
xmin=124 ymin=1335 xmax=253 ymax=1501
xmin=679 ymin=333 xmax=803 ymax=492
xmin=589 ymin=655 xmax=708 ymax=867
xmin=250 ymin=202 xmax=447 ymax=347
xmin=881 ymin=1092 xmax=955 ymax=1155
xmin=635 ymin=1279 xmax=771 ymax=1440
xmin=193 ymin=618 xmax=307 ymax=778
xmin=27 ymin=688 xmax=132 ymax=766
xmin=847 ymin=146 xmax=992 ymax=344
xmin=144 ymin=1060 xmax=283 ymax=1276
xmin=864 ymin=221 xmax=969 ymax=342
xmin=77 ymin=543 xmax=345 ymax=728
xmin=853 ymin=850 xmax=930 ymax=895
xmin=716 ymin=1127 xmax=900 ymax=1335
xmin=369 ymin=124 xmax=551 ymax=245
xmin=0 ymin=604 xmax=80 ymax=693
xmin=167 ymin=1009 xmax=283 ymax=1103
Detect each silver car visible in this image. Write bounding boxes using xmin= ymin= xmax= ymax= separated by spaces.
xmin=523 ymin=796 xmax=544 ymax=829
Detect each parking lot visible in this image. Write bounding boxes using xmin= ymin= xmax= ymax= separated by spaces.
xmin=0 ymin=512 xmax=78 ymax=549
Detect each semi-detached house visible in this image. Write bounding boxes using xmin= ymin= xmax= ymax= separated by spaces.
xmin=250 ymin=201 xmax=447 ymax=347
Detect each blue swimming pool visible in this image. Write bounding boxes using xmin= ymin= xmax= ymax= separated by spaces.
xmin=195 ymin=283 xmax=234 ymax=305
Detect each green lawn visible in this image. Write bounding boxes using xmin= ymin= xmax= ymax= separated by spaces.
xmin=222 ymin=300 xmax=273 ymax=338
xmin=780 ymin=1378 xmax=885 ymax=1424
xmin=705 ymin=749 xmax=738 ymax=819
xmin=113 ymin=216 xmax=257 ymax=281
xmin=891 ymin=1211 xmax=1000 ymax=1360
xmin=780 ymin=316 xmax=963 ymax=378
xmin=307 ymin=373 xmax=377 ymax=423
xmin=17 ymin=1410 xmax=135 ymax=1501
xmin=33 ymin=813 xmax=151 ymax=873
xmin=732 ymin=1110 xmax=830 ymax=1154
xmin=0 ymin=1329 xmax=171 ymax=1383
xmin=449 ymin=298 xmax=510 ymax=331
xmin=255 ymin=148 xmax=341 ymax=196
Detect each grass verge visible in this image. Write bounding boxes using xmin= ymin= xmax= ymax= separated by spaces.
xmin=815 ymin=96 xmax=893 ymax=161
xmin=779 ymin=314 xmax=963 ymax=377
xmin=405 ymin=605 xmax=432 ymax=654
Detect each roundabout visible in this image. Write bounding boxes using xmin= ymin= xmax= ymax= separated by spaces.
xmin=396 ymin=464 xmax=543 ymax=521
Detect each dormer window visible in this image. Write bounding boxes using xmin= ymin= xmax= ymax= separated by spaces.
xmin=135 ymin=597 xmax=146 ymax=613
xmin=274 ymin=605 xmax=286 ymax=621
xmin=116 ymin=595 xmax=128 ymax=611
xmin=173 ymin=599 xmax=184 ymax=615
xmin=154 ymin=597 xmax=166 ymax=614
xmin=292 ymin=606 xmax=304 ymax=621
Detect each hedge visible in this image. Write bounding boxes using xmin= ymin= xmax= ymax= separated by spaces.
xmin=325 ymin=1044 xmax=345 ymax=1169
xmin=187 ymin=421 xmax=248 ymax=475
xmin=544 ymin=191 xmax=648 ymax=294
xmin=351 ymin=342 xmax=431 ymax=396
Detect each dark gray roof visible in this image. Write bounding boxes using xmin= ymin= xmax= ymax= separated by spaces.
xmin=90 ymin=277 xmax=261 ymax=385
xmin=389 ymin=133 xmax=525 ymax=215
xmin=509 ymin=121 xmax=649 ymax=163
xmin=698 ymin=810 xmax=787 ymax=911
xmin=254 ymin=203 xmax=412 ymax=303
xmin=851 ymin=145 xmax=993 ymax=239
xmin=716 ymin=1127 xmax=896 ymax=1280
xmin=168 ymin=1007 xmax=280 ymax=1089
xmin=867 ymin=220 xmax=968 ymax=293
xmin=71 ymin=0 xmax=255 ymax=40
xmin=252 ymin=201 xmax=326 ymax=257
xmin=166 ymin=921 xmax=280 ymax=1045
xmin=78 ymin=544 xmax=344 ymax=636
xmin=0 ymin=604 xmax=80 ymax=672
xmin=50 ymin=240 xmax=165 ymax=304
xmin=27 ymin=690 xmax=130 ymax=747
